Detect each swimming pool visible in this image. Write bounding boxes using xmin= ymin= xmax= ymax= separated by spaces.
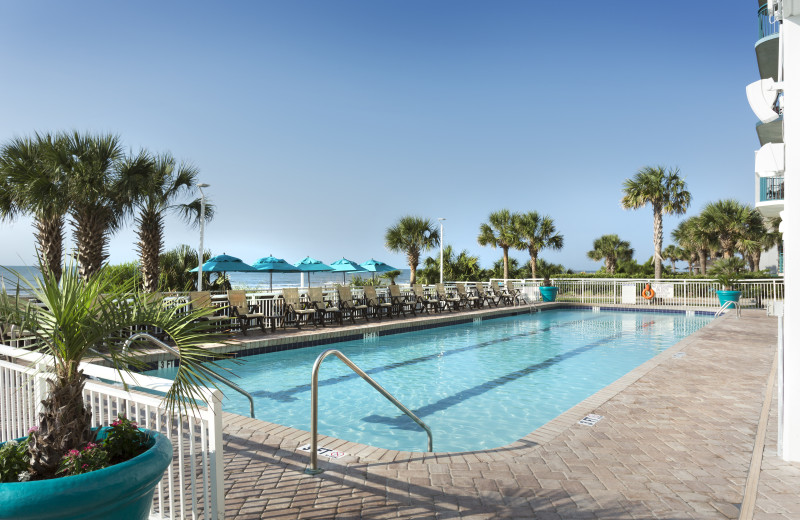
xmin=146 ymin=309 xmax=713 ymax=452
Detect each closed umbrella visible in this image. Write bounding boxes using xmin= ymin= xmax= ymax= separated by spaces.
xmin=360 ymin=258 xmax=399 ymax=281
xmin=329 ymin=258 xmax=368 ymax=284
xmin=253 ymin=255 xmax=300 ymax=290
xmin=293 ymin=257 xmax=333 ymax=287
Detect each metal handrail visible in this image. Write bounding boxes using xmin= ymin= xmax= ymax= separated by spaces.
xmin=305 ymin=349 xmax=433 ymax=474
xmin=123 ymin=332 xmax=256 ymax=418
xmin=715 ymin=300 xmax=741 ymax=318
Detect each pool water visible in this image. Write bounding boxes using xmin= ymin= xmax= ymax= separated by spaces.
xmin=146 ymin=309 xmax=713 ymax=452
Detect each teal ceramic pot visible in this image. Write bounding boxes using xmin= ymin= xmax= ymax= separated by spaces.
xmin=0 ymin=430 xmax=172 ymax=520
xmin=716 ymin=290 xmax=742 ymax=306
xmin=539 ymin=286 xmax=559 ymax=302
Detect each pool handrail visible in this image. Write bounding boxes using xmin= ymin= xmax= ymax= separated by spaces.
xmin=123 ymin=332 xmax=256 ymax=419
xmin=305 ymin=348 xmax=433 ymax=474
xmin=714 ymin=300 xmax=741 ymax=318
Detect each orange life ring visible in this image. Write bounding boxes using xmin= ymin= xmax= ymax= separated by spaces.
xmin=641 ymin=284 xmax=655 ymax=300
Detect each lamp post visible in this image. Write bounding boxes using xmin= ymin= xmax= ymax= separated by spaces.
xmin=197 ymin=183 xmax=210 ymax=291
xmin=438 ymin=217 xmax=446 ymax=284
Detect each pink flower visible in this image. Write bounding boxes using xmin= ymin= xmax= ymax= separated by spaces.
xmin=68 ymin=449 xmax=80 ymax=457
xmin=130 ymin=422 xmax=138 ymax=428
xmin=82 ymin=464 xmax=88 ymax=469
xmin=27 ymin=426 xmax=39 ymax=435
xmin=111 ymin=420 xmax=120 ymax=427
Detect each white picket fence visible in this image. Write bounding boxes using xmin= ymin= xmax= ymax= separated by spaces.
xmin=0 ymin=344 xmax=225 ymax=520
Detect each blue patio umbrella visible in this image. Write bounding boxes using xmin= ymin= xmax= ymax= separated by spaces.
xmin=293 ymin=256 xmax=333 ymax=287
xmin=190 ymin=254 xmax=258 ymax=273
xmin=360 ymin=258 xmax=399 ymax=281
xmin=329 ymin=257 xmax=368 ymax=284
xmin=253 ymin=255 xmax=300 ymax=290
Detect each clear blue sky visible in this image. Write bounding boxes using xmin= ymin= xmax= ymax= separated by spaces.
xmin=0 ymin=1 xmax=761 ymax=272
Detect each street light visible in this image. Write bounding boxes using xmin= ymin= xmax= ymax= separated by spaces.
xmin=438 ymin=218 xmax=446 ymax=284
xmin=197 ymin=183 xmax=210 ymax=291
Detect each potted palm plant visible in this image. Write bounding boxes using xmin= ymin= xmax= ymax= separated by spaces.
xmin=537 ymin=261 xmax=560 ymax=302
xmin=0 ymin=262 xmax=222 ymax=520
xmin=709 ymin=257 xmax=745 ymax=306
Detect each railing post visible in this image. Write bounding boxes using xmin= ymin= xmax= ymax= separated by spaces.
xmin=684 ymin=280 xmax=688 ymax=308
xmin=581 ymin=280 xmax=585 ymax=304
xmin=205 ymin=388 xmax=225 ymax=520
xmin=34 ymin=361 xmax=48 ymax=418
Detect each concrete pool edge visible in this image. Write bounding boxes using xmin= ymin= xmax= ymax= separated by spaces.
xmin=217 ymin=305 xmax=726 ymax=465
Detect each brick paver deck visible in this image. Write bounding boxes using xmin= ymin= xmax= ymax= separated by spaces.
xmin=219 ymin=309 xmax=799 ymax=519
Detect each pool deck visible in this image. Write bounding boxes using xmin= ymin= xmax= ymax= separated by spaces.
xmin=216 ymin=307 xmax=800 ymax=519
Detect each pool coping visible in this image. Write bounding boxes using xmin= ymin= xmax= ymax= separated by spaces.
xmin=216 ymin=303 xmax=723 ymax=465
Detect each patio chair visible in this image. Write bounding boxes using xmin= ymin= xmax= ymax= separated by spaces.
xmin=364 ymin=286 xmax=393 ymax=319
xmin=308 ymin=287 xmax=342 ymax=326
xmin=456 ymin=282 xmax=482 ymax=309
xmin=188 ymin=291 xmax=229 ymax=331
xmin=491 ymin=280 xmax=517 ymax=306
xmin=227 ymin=290 xmax=267 ymax=335
xmin=474 ymin=283 xmax=500 ymax=307
xmin=412 ymin=284 xmax=440 ymax=314
xmin=337 ymin=286 xmax=369 ymax=323
xmin=281 ymin=288 xmax=319 ymax=329
xmin=435 ymin=283 xmax=461 ymax=312
xmin=388 ymin=284 xmax=416 ymax=317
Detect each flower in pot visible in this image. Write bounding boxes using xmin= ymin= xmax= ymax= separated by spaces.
xmin=536 ymin=259 xmax=561 ymax=302
xmin=0 ymin=262 xmax=224 ymax=519
xmin=709 ymin=257 xmax=745 ymax=306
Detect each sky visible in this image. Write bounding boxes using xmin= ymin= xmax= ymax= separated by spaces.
xmin=0 ymin=1 xmax=762 ymax=272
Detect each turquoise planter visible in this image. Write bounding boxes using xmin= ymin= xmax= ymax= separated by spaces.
xmin=0 ymin=430 xmax=171 ymax=520
xmin=716 ymin=290 xmax=742 ymax=307
xmin=539 ymin=286 xmax=559 ymax=302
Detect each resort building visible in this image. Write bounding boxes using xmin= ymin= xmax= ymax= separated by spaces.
xmin=748 ymin=0 xmax=800 ymax=461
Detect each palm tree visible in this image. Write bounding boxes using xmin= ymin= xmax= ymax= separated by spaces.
xmin=621 ymin=166 xmax=691 ymax=279
xmin=683 ymin=216 xmax=716 ymax=275
xmin=587 ymin=234 xmax=634 ymax=275
xmin=661 ymin=244 xmax=682 ymax=273
xmin=419 ymin=245 xmax=482 ymax=283
xmin=698 ymin=199 xmax=758 ymax=259
xmin=513 ymin=211 xmax=564 ymax=279
xmin=0 ymin=262 xmax=220 ymax=477
xmin=735 ymin=211 xmax=768 ymax=271
xmin=477 ymin=209 xmax=518 ymax=280
xmin=159 ymin=244 xmax=211 ymax=291
xmin=55 ymin=132 xmax=128 ymax=278
xmin=128 ymin=152 xmax=211 ymax=292
xmin=0 ymin=133 xmax=70 ymax=281
xmin=385 ymin=216 xmax=439 ymax=285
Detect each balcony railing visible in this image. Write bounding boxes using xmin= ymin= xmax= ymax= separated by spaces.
xmin=759 ymin=4 xmax=780 ymax=40
xmin=760 ymin=176 xmax=784 ymax=202
xmin=779 ymin=252 xmax=784 ymax=273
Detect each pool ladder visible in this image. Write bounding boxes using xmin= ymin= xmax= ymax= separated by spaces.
xmin=305 ymin=349 xmax=433 ymax=475
xmin=714 ymin=300 xmax=741 ymax=319
xmin=122 ymin=332 xmax=256 ymax=418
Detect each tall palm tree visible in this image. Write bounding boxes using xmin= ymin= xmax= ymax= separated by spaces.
xmin=682 ymin=216 xmax=716 ymax=275
xmin=662 ymin=244 xmax=682 ymax=273
xmin=55 ymin=131 xmax=128 ymax=278
xmin=128 ymin=152 xmax=211 ymax=292
xmin=698 ymin=199 xmax=758 ymax=259
xmin=513 ymin=211 xmax=564 ymax=279
xmin=621 ymin=166 xmax=691 ymax=279
xmin=0 ymin=133 xmax=70 ymax=281
xmin=385 ymin=216 xmax=439 ymax=285
xmin=736 ymin=210 xmax=769 ymax=271
xmin=477 ymin=209 xmax=518 ymax=280
xmin=419 ymin=245 xmax=482 ymax=283
xmin=586 ymin=234 xmax=633 ymax=275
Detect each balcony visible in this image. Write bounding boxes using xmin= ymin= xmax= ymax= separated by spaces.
xmin=756 ymin=176 xmax=784 ymax=218
xmin=756 ymin=4 xmax=779 ymax=80
xmin=757 ymin=116 xmax=783 ymax=145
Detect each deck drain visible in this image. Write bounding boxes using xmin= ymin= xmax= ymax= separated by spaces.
xmin=298 ymin=444 xmax=348 ymax=459
xmin=673 ymin=352 xmax=686 ymax=359
xmin=578 ymin=414 xmax=603 ymax=426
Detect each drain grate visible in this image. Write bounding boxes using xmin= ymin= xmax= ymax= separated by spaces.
xmin=578 ymin=414 xmax=603 ymax=426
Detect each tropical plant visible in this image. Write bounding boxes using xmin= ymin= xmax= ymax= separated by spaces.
xmin=159 ymin=244 xmax=211 ymax=291
xmin=709 ymin=257 xmax=746 ymax=291
xmin=486 ymin=257 xmax=524 ymax=280
xmin=385 ymin=216 xmax=439 ymax=285
xmin=349 ymin=274 xmax=381 ymax=286
xmin=661 ymin=244 xmax=682 ymax=273
xmin=379 ymin=270 xmax=402 ymax=284
xmin=477 ymin=209 xmax=518 ymax=280
xmin=105 ymin=261 xmax=142 ymax=291
xmin=621 ymin=166 xmax=691 ymax=279
xmin=586 ymin=234 xmax=634 ymax=275
xmin=698 ymin=199 xmax=759 ymax=260
xmin=0 ymin=133 xmax=70 ymax=282
xmin=418 ymin=245 xmax=482 ymax=284
xmin=513 ymin=211 xmax=563 ymax=279
xmin=127 ymin=151 xmax=212 ymax=293
xmin=535 ymin=259 xmax=565 ymax=286
xmin=0 ymin=262 xmax=221 ymax=478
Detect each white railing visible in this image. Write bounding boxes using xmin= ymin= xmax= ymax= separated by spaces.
xmin=490 ymin=278 xmax=785 ymax=309
xmin=0 ymin=344 xmax=224 ymax=520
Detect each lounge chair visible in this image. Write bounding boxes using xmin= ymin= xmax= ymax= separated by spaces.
xmin=388 ymin=284 xmax=415 ymax=317
xmin=337 ymin=286 xmax=369 ymax=323
xmin=188 ymin=291 xmax=229 ymax=331
xmin=281 ymin=288 xmax=319 ymax=329
xmin=491 ymin=280 xmax=517 ymax=306
xmin=364 ymin=286 xmax=393 ymax=319
xmin=474 ymin=283 xmax=500 ymax=307
xmin=308 ymin=287 xmax=342 ymax=326
xmin=435 ymin=283 xmax=461 ymax=312
xmin=456 ymin=283 xmax=481 ymax=309
xmin=412 ymin=284 xmax=440 ymax=314
xmin=227 ymin=290 xmax=267 ymax=335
